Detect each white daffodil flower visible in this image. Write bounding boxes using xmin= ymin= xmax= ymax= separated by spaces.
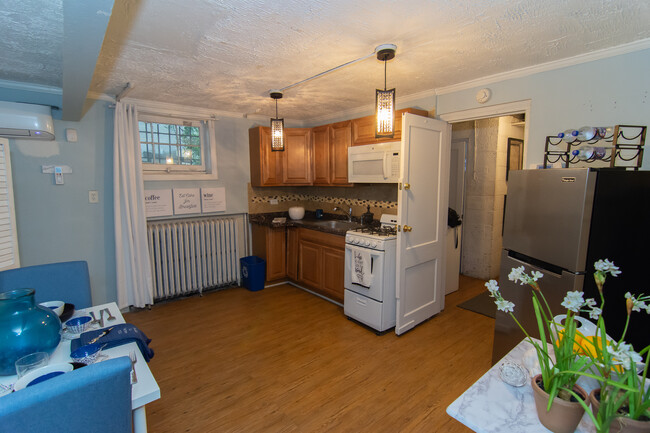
xmin=594 ymin=259 xmax=621 ymax=276
xmin=495 ymin=299 xmax=515 ymax=313
xmin=588 ymin=307 xmax=602 ymax=320
xmin=561 ymin=291 xmax=585 ymax=313
xmin=607 ymin=343 xmax=643 ymax=369
xmin=485 ymin=280 xmax=499 ymax=297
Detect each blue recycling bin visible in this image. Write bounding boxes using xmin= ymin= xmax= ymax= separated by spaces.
xmin=240 ymin=256 xmax=265 ymax=291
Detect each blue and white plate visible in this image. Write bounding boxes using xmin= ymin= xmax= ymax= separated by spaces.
xmin=13 ymin=363 xmax=74 ymax=391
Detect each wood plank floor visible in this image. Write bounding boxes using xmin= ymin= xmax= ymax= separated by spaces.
xmin=124 ymin=275 xmax=494 ymax=433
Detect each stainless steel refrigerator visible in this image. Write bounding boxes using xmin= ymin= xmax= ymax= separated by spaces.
xmin=492 ymin=168 xmax=650 ymax=364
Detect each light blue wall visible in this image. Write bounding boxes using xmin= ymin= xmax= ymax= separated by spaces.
xmin=435 ymin=48 xmax=650 ymax=170
xmin=8 ymin=99 xmax=255 ymax=305
xmin=10 ymin=101 xmax=115 ymax=304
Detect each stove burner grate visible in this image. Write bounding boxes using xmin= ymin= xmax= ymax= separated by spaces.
xmin=351 ymin=226 xmax=397 ymax=236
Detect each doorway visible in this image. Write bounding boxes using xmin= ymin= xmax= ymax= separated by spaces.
xmin=447 ymin=112 xmax=526 ymax=280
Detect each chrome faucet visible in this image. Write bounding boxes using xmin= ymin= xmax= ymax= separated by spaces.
xmin=333 ymin=204 xmax=353 ymax=222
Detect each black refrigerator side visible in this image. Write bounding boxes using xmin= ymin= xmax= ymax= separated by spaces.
xmin=582 ymin=169 xmax=650 ymax=352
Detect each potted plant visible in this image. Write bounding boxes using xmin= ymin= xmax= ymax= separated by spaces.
xmin=571 ymin=259 xmax=650 ymax=433
xmin=486 ymin=267 xmax=592 ymax=433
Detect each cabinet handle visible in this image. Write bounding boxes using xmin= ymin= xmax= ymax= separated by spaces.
xmin=403 ymin=225 xmax=413 ymax=232
xmin=403 ymin=183 xmax=411 ymax=190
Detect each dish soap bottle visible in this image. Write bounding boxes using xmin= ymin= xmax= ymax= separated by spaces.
xmin=361 ymin=206 xmax=374 ymax=225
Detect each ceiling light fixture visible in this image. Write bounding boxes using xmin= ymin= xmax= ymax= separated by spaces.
xmin=269 ymin=90 xmax=284 ymax=151
xmin=375 ymin=44 xmax=396 ymax=138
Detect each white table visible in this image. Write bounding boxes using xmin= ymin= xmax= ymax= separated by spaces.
xmin=0 ymin=302 xmax=160 ymax=433
xmin=446 ymin=339 xmax=597 ymax=433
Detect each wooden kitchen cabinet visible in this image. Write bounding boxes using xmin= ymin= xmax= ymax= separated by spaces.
xmin=313 ymin=121 xmax=352 ymax=186
xmin=282 ymin=128 xmax=312 ymax=185
xmin=296 ymin=228 xmax=345 ymax=303
xmin=249 ymin=126 xmax=283 ymax=186
xmin=312 ymin=125 xmax=331 ymax=185
xmin=329 ymin=120 xmax=352 ymax=185
xmin=251 ymin=224 xmax=286 ymax=282
xmin=286 ymin=227 xmax=298 ymax=280
xmin=351 ymin=108 xmax=429 ymax=146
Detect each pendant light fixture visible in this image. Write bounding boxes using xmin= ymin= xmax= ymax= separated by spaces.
xmin=375 ymin=44 xmax=396 ymax=138
xmin=270 ymin=90 xmax=284 ymax=151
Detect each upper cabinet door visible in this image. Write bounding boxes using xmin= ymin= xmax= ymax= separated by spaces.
xmin=249 ymin=126 xmax=283 ymax=186
xmin=312 ymin=125 xmax=331 ymax=185
xmin=395 ymin=113 xmax=451 ymax=335
xmin=352 ymin=108 xmax=429 ymax=146
xmin=282 ymin=128 xmax=313 ymax=185
xmin=330 ymin=120 xmax=352 ymax=185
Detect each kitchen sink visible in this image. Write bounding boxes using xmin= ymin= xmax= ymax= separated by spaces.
xmin=302 ymin=220 xmax=363 ymax=231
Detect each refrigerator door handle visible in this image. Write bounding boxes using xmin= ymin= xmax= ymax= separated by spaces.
xmin=506 ymin=249 xmax=570 ymax=276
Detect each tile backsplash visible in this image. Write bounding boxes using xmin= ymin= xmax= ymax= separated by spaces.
xmin=248 ymin=183 xmax=398 ymax=218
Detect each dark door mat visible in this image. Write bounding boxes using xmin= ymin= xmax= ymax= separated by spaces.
xmin=457 ymin=291 xmax=496 ymax=319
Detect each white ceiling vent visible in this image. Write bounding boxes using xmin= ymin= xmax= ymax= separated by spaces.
xmin=0 ymin=101 xmax=55 ymax=140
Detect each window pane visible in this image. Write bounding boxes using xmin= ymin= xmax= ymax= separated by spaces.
xmin=140 ymin=119 xmax=205 ymax=169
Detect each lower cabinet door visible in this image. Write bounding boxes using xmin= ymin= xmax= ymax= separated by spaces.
xmin=298 ymin=239 xmax=321 ymax=288
xmin=320 ymin=246 xmax=344 ymax=302
xmin=266 ymin=227 xmax=286 ymax=281
xmin=286 ymin=227 xmax=298 ymax=280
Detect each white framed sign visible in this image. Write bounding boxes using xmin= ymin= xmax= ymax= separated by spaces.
xmin=144 ymin=189 xmax=173 ymax=217
xmin=173 ymin=188 xmax=200 ymax=215
xmin=201 ymin=187 xmax=226 ymax=213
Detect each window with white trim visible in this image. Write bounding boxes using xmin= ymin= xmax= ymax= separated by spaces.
xmin=139 ymin=115 xmax=205 ymax=172
xmin=0 ymin=138 xmax=20 ymax=271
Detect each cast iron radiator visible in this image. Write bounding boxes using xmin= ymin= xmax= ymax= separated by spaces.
xmin=146 ymin=214 xmax=248 ymax=300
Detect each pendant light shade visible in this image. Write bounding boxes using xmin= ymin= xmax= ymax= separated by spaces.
xmin=375 ymin=44 xmax=396 ymax=138
xmin=270 ymin=90 xmax=284 ymax=151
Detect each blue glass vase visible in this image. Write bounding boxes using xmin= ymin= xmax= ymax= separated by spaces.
xmin=0 ymin=288 xmax=62 ymax=376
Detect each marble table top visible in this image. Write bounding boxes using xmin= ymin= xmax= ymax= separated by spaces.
xmin=446 ymin=339 xmax=598 ymax=433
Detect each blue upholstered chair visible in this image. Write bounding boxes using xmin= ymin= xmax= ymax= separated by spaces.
xmin=0 ymin=261 xmax=92 ymax=308
xmin=0 ymin=357 xmax=133 ymax=432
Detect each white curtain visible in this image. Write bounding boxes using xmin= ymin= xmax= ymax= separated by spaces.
xmin=113 ymin=102 xmax=153 ymax=308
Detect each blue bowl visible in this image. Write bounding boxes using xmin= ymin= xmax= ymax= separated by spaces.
xmin=65 ymin=316 xmax=92 ymax=334
xmin=70 ymin=343 xmax=102 ymax=364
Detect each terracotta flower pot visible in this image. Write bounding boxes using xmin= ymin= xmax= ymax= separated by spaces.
xmin=589 ymin=388 xmax=650 ymax=433
xmin=531 ymin=374 xmax=588 ymax=433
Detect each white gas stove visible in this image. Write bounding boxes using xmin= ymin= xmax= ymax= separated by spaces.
xmin=344 ymin=214 xmax=397 ymax=250
xmin=343 ymin=214 xmax=397 ymax=333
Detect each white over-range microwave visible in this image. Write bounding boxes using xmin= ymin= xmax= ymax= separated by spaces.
xmin=347 ymin=141 xmax=401 ymax=183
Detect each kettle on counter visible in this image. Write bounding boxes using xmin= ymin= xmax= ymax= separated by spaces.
xmin=360 ymin=206 xmax=374 ymax=225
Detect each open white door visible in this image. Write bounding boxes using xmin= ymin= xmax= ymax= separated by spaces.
xmin=395 ymin=113 xmax=451 ymax=335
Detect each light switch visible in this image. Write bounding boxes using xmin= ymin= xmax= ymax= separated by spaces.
xmin=89 ymin=190 xmax=99 ymax=203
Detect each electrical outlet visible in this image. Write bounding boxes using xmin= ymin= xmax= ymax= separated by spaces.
xmin=269 ymin=199 xmax=279 ymax=205
xmin=89 ymin=190 xmax=99 ymax=203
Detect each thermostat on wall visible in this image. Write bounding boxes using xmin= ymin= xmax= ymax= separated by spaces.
xmin=66 ymin=128 xmax=78 ymax=142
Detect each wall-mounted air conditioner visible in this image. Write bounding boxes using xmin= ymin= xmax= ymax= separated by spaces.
xmin=0 ymin=101 xmax=55 ymax=140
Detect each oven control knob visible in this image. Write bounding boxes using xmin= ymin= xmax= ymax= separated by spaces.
xmin=370 ymin=242 xmax=377 ymax=248
xmin=364 ymin=241 xmax=370 ymax=246
xmin=351 ymin=238 xmax=359 ymax=244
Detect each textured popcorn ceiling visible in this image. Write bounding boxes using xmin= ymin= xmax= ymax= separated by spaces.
xmin=1 ymin=0 xmax=649 ymax=121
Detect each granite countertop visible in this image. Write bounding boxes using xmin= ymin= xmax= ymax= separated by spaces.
xmin=250 ymin=211 xmax=378 ymax=236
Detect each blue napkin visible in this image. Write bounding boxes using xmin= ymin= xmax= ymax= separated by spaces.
xmin=71 ymin=324 xmax=155 ymax=362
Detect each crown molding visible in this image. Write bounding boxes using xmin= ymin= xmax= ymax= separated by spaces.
xmin=434 ymin=37 xmax=650 ymax=95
